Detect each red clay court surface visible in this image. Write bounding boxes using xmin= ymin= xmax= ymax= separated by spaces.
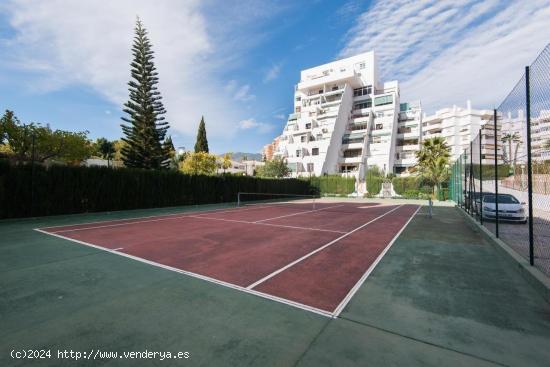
xmin=36 ymin=202 xmax=420 ymax=317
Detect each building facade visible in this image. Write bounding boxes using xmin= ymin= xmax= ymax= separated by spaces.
xmin=273 ymin=51 xmax=422 ymax=181
xmin=422 ymin=101 xmax=501 ymax=163
xmin=262 ymin=136 xmax=280 ymax=161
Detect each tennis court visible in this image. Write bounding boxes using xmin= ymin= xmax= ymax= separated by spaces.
xmin=35 ymin=197 xmax=420 ymax=317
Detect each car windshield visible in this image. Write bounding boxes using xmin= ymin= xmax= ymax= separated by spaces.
xmin=484 ymin=195 xmax=520 ymax=204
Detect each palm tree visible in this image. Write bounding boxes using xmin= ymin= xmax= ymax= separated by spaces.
xmin=415 ymin=137 xmax=451 ymax=198
xmin=501 ymin=132 xmax=521 ymax=166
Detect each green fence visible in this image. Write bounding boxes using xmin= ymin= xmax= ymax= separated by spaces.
xmin=449 ymin=43 xmax=550 ymax=278
xmin=0 ymin=160 xmax=312 ymax=219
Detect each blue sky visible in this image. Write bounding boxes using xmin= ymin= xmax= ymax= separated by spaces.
xmin=1 ymin=0 xmax=549 ymax=154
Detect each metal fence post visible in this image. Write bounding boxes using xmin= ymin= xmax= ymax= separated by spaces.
xmin=525 ymin=66 xmax=534 ymax=266
xmin=462 ymin=154 xmax=470 ymax=213
xmin=479 ymin=129 xmax=483 ymax=225
xmin=470 ymin=141 xmax=474 ymax=217
xmin=493 ymin=109 xmax=499 ymax=237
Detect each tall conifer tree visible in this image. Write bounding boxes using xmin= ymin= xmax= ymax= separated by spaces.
xmin=194 ymin=116 xmax=209 ymax=153
xmin=121 ymin=18 xmax=170 ymax=169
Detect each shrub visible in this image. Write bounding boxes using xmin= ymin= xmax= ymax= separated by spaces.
xmin=392 ymin=176 xmax=420 ymax=195
xmin=307 ymin=175 xmax=355 ymax=195
xmin=0 ymin=160 xmax=312 ymax=219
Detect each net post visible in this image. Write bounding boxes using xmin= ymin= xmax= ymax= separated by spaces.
xmin=237 ymin=192 xmax=241 ymax=207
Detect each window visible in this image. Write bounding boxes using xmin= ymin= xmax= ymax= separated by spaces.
xmin=307 ymin=163 xmax=314 ymax=172
xmin=342 ymin=134 xmax=365 ymax=144
xmin=296 ymin=96 xmax=301 ymax=101
xmin=305 ymin=123 xmax=311 ymax=129
xmin=316 ymin=134 xmax=322 ymax=140
xmin=353 ymin=86 xmax=372 ymax=97
xmin=295 ymin=106 xmax=301 ymax=112
xmin=372 ymin=136 xmax=381 ymax=143
xmin=374 ymin=95 xmax=393 ymax=106
xmin=340 ymin=165 xmax=358 ymax=173
xmin=296 ymin=150 xmax=301 ymax=157
xmin=312 ymin=148 xmax=319 ymax=156
xmin=350 ymin=123 xmax=367 ymax=131
xmin=343 ymin=149 xmax=362 ymax=158
xmin=332 ymin=86 xmax=338 ymax=91
xmin=318 ymin=89 xmax=323 ymax=94
xmin=376 ymin=123 xmax=383 ymax=130
xmin=359 ymin=62 xmax=365 ymax=69
xmin=353 ymin=100 xmax=372 ymax=110
xmin=301 ymin=136 xmax=306 ymax=142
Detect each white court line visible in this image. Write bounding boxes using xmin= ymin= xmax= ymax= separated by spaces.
xmin=186 ymin=216 xmax=347 ymax=234
xmin=331 ymin=205 xmax=421 ymax=317
xmin=33 ymin=228 xmax=333 ymax=318
xmin=246 ymin=205 xmax=404 ymax=290
xmin=47 ymin=205 xmax=273 ymax=234
xmin=254 ymin=204 xmax=345 ymax=223
xmin=113 ymin=247 xmax=124 ymax=251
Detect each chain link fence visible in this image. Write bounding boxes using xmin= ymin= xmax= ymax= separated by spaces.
xmin=450 ymin=43 xmax=550 ymax=277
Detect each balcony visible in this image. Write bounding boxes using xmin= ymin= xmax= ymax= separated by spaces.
xmin=342 ymin=132 xmax=365 ymax=145
xmin=395 ymin=157 xmax=416 ymax=166
xmin=398 ymin=111 xmax=417 ymax=121
xmin=320 ymin=99 xmax=342 ymax=108
xmin=395 ymin=144 xmax=419 ymax=152
xmin=341 ymin=156 xmax=363 ymax=164
xmin=349 ymin=122 xmax=368 ymax=131
xmin=288 ymin=112 xmax=300 ymax=121
xmin=371 ymin=128 xmax=392 ymax=136
xmin=298 ymin=69 xmax=358 ymax=90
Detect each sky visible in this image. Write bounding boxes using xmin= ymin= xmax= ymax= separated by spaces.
xmin=0 ymin=0 xmax=549 ymax=154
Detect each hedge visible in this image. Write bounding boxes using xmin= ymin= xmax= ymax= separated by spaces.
xmin=306 ymin=175 xmax=356 ymax=196
xmin=0 ymin=160 xmax=312 ymax=219
xmin=392 ymin=176 xmax=420 ymax=195
xmin=469 ymin=164 xmax=511 ymax=180
xmin=366 ymin=176 xmax=383 ymax=195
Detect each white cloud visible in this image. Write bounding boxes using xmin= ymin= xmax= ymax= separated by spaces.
xmin=0 ymin=0 xmax=276 ymax=147
xmin=274 ymin=113 xmax=286 ymax=120
xmin=234 ymin=85 xmax=256 ymax=102
xmin=263 ymin=62 xmax=282 ymax=83
xmin=339 ymin=0 xmax=550 ymax=113
xmin=238 ymin=118 xmax=274 ymax=133
xmin=225 ymin=80 xmax=255 ymax=102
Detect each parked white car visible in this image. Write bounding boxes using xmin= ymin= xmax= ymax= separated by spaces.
xmin=481 ymin=194 xmax=527 ymax=223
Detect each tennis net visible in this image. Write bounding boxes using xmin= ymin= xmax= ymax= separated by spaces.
xmin=237 ymin=192 xmax=318 ymax=210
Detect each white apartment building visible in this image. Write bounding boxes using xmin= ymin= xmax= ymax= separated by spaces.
xmin=500 ymin=109 xmax=550 ymax=162
xmin=217 ymin=159 xmax=264 ymax=176
xmin=422 ymin=101 xmax=496 ymax=162
xmin=273 ymin=51 xmax=422 ymax=180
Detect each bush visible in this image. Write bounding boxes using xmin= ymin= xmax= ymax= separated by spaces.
xmin=366 ymin=176 xmax=383 ymax=196
xmin=392 ymin=176 xmax=420 ymax=195
xmin=365 ymin=166 xmax=384 ymax=196
xmin=402 ymin=189 xmax=420 ymax=199
xmin=0 ymin=160 xmax=312 ymax=219
xmin=470 ymin=164 xmax=511 ymax=180
xmin=307 ymin=175 xmax=355 ymax=196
